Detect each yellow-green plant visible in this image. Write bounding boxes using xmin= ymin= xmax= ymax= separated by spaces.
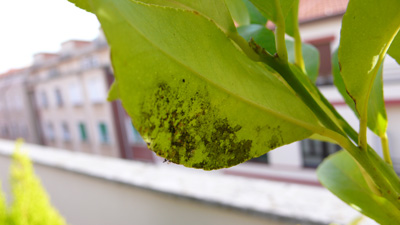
xmin=0 ymin=141 xmax=66 ymax=225
xmin=67 ymin=0 xmax=400 ymax=223
xmin=0 ymin=183 xmax=6 ymax=224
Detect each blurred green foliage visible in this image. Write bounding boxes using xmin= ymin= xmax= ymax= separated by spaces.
xmin=0 ymin=140 xmax=66 ymax=225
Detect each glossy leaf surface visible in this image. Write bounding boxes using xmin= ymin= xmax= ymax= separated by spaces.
xmin=243 ymin=0 xmax=268 ymax=25
xmin=388 ymin=34 xmax=400 ymax=65
xmin=317 ymin=151 xmax=400 ymax=225
xmin=338 ymin=0 xmax=400 ymax=120
xmin=238 ymin=24 xmax=276 ymax=54
xmin=70 ymin=0 xmax=320 ymax=170
xmin=283 ymin=0 xmax=298 ymax=37
xmin=248 ymin=0 xmax=295 ymax=22
xmin=332 ymin=49 xmax=387 ymax=136
xmin=286 ymin=40 xmax=319 ymax=82
xmin=225 ymin=0 xmax=250 ymax=26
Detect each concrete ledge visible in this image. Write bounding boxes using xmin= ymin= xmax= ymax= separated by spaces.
xmin=0 ymin=139 xmax=377 ymax=225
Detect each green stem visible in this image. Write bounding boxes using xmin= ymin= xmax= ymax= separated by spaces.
xmin=337 ymin=137 xmax=400 ymax=210
xmin=229 ymin=32 xmax=261 ymax=61
xmin=259 ymin=52 xmax=344 ymax=135
xmin=291 ymin=0 xmax=305 ymax=72
xmin=273 ymin=0 xmax=288 ymax=61
xmin=381 ymin=133 xmax=393 ymax=165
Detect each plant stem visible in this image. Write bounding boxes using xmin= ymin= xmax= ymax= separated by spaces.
xmin=259 ymin=52 xmax=344 ymax=135
xmin=381 ymin=133 xmax=393 ymax=165
xmin=228 ymin=32 xmax=261 ymax=61
xmin=291 ymin=0 xmax=305 ymax=72
xmin=273 ymin=0 xmax=288 ymax=61
xmin=338 ymin=137 xmax=400 ymax=210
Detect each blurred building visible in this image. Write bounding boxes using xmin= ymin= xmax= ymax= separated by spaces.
xmin=0 ymin=31 xmax=153 ymax=162
xmin=0 ymin=68 xmax=39 ymax=143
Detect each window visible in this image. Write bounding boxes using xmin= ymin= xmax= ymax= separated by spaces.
xmin=125 ymin=118 xmax=145 ymax=145
xmin=62 ymin=122 xmax=71 ymax=142
xmin=69 ymin=83 xmax=83 ymax=106
xmin=301 ymin=139 xmax=340 ymax=168
xmin=39 ymin=91 xmax=48 ymax=108
xmin=78 ymin=122 xmax=88 ymax=142
xmin=249 ymin=154 xmax=269 ymax=164
xmin=87 ymin=77 xmax=106 ymax=103
xmin=48 ymin=68 xmax=59 ymax=78
xmin=55 ymin=88 xmax=63 ymax=107
xmin=81 ymin=56 xmax=98 ymax=70
xmin=44 ymin=122 xmax=55 ymax=141
xmin=308 ymin=36 xmax=334 ymax=86
xmin=98 ymin=122 xmax=109 ymax=144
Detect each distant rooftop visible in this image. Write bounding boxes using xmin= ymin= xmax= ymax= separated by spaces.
xmin=0 ymin=68 xmax=26 ymax=78
xmin=299 ymin=0 xmax=349 ymax=22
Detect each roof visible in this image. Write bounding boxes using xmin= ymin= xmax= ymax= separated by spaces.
xmin=0 ymin=68 xmax=26 ymax=78
xmin=298 ymin=0 xmax=349 ymax=22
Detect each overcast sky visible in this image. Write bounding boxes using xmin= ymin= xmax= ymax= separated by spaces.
xmin=0 ymin=0 xmax=100 ymax=73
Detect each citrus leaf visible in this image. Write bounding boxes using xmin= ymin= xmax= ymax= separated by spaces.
xmin=388 ymin=33 xmax=400 ymax=65
xmin=237 ymin=24 xmax=276 ymax=54
xmin=286 ymin=39 xmax=320 ymax=82
xmin=225 ymin=0 xmax=250 ymax=26
xmin=332 ymin=49 xmax=387 ymax=136
xmin=107 ymin=80 xmax=120 ymax=101
xmin=243 ymin=0 xmax=268 ymax=25
xmin=284 ymin=0 xmax=298 ymax=37
xmin=116 ymin=0 xmax=238 ymax=34
xmin=72 ymin=0 xmax=322 ymax=170
xmin=248 ymin=0 xmax=296 ymax=23
xmin=338 ymin=0 xmax=400 ymax=124
xmin=317 ymin=150 xmax=400 ymax=225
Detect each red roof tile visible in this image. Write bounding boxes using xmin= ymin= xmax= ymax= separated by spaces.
xmin=299 ymin=0 xmax=349 ymax=22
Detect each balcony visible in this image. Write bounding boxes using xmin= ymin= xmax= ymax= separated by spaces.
xmin=0 ymin=139 xmax=376 ymax=225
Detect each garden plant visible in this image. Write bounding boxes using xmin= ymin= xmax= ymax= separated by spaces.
xmin=68 ymin=0 xmax=400 ymax=223
xmin=0 ymin=140 xmax=66 ymax=225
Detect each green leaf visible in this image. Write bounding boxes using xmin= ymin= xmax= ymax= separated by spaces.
xmin=338 ymin=0 xmax=400 ymax=124
xmin=317 ymin=150 xmax=400 ymax=225
xmin=284 ymin=0 xmax=298 ymax=37
xmin=248 ymin=0 xmax=296 ymax=22
xmin=243 ymin=0 xmax=268 ymax=25
xmin=388 ymin=33 xmax=400 ymax=65
xmin=286 ymin=39 xmax=320 ymax=82
xmin=138 ymin=0 xmax=237 ymax=34
xmin=332 ymin=49 xmax=357 ymax=113
xmin=333 ymin=49 xmax=387 ymax=136
xmin=107 ymin=80 xmax=120 ymax=101
xmin=225 ymin=0 xmax=250 ymax=26
xmin=75 ymin=0 xmax=322 ymax=170
xmin=367 ymin=65 xmax=387 ymax=136
xmin=237 ymin=24 xmax=276 ymax=54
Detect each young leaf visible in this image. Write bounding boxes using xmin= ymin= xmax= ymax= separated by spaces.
xmin=248 ymin=0 xmax=296 ymax=22
xmin=237 ymin=24 xmax=276 ymax=54
xmin=338 ymin=0 xmax=400 ymax=137
xmin=225 ymin=0 xmax=250 ymax=26
xmin=284 ymin=0 xmax=298 ymax=37
xmin=72 ymin=0 xmax=323 ymax=170
xmin=286 ymin=39 xmax=320 ymax=82
xmin=70 ymin=0 xmax=238 ymax=35
xmin=243 ymin=0 xmax=268 ymax=25
xmin=332 ymin=49 xmax=387 ymax=137
xmin=107 ymin=80 xmax=120 ymax=101
xmin=317 ymin=150 xmax=400 ymax=225
xmin=387 ymin=33 xmax=400 ymax=65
